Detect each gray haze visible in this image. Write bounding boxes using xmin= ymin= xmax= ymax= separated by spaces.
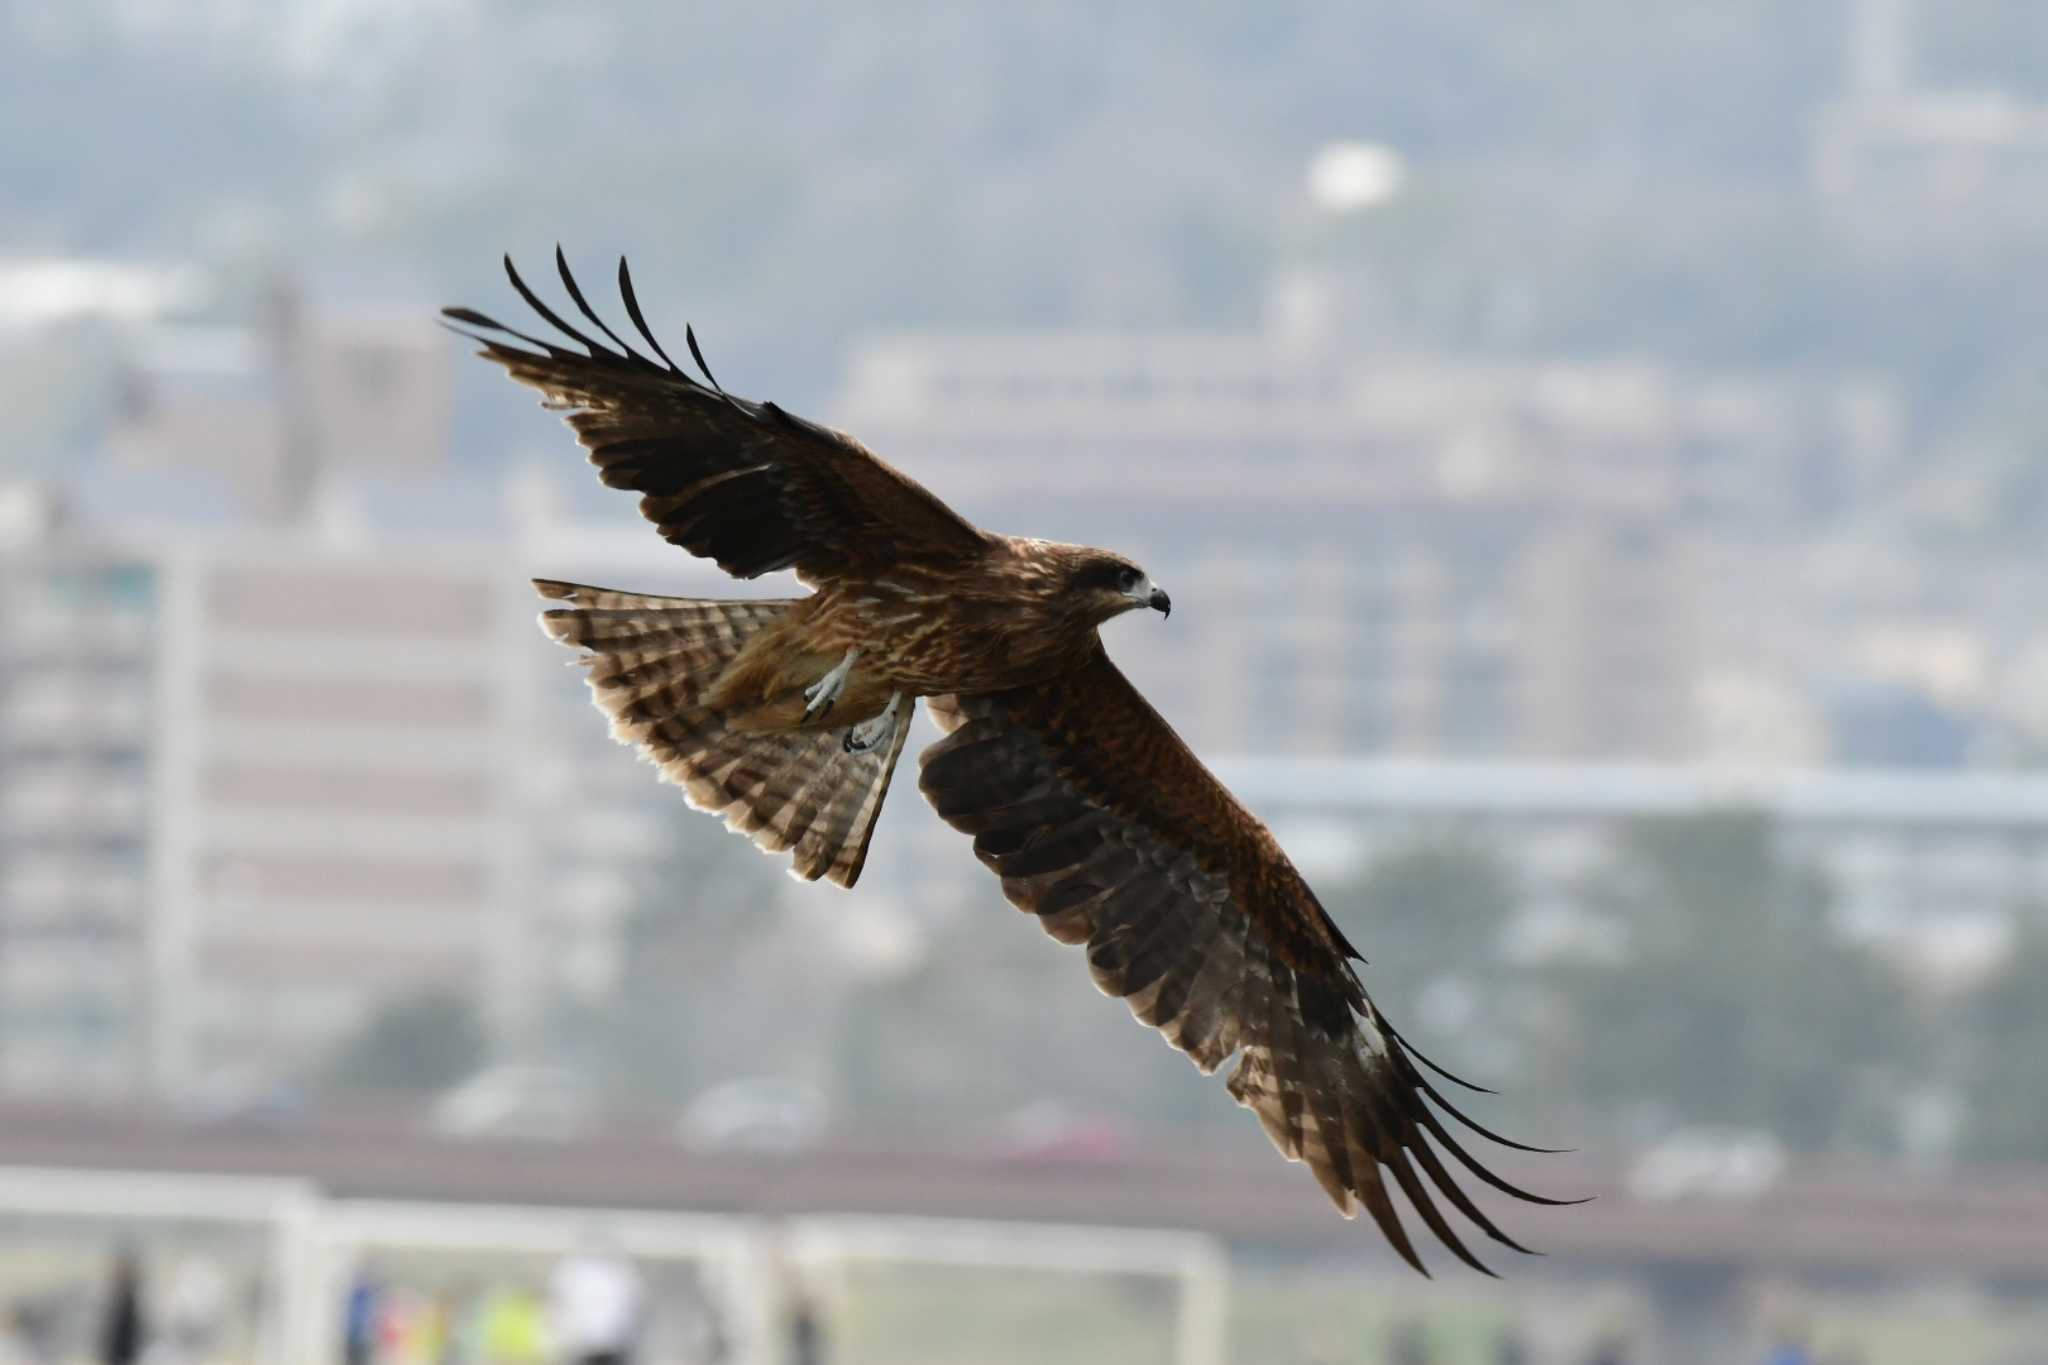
xmin=5 ymin=3 xmax=2048 ymax=1362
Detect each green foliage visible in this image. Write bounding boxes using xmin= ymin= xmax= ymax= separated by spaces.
xmin=1320 ymin=838 xmax=1569 ymax=1140
xmin=1314 ymin=821 xmax=1960 ymax=1158
xmin=320 ymin=989 xmax=486 ymax=1094
xmin=560 ymin=808 xmax=789 ymax=1104
xmin=1322 ymin=838 xmax=1519 ymax=1030
xmin=1547 ymin=811 xmax=1912 ymax=1151
xmin=832 ymin=912 xmax=1228 ymax=1134
xmin=1957 ymin=924 xmax=2048 ymax=1162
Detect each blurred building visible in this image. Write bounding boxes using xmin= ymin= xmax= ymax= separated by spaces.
xmin=0 ymin=530 xmax=155 ymax=1096
xmin=500 ymin=506 xmax=780 ymax=1029
xmin=8 ymin=495 xmax=2048 ymax=1099
xmin=834 ymin=331 xmax=1895 ymax=761
xmin=143 ymin=536 xmax=534 ymax=1090
xmin=0 ymin=262 xmax=1969 ymax=1102
xmin=1814 ymin=0 xmax=2048 ymax=228
xmin=0 ymin=491 xmax=805 ymax=1100
xmin=109 ymin=280 xmax=451 ymax=522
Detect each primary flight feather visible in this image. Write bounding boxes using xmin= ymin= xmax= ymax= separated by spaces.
xmin=448 ymin=250 xmax=1575 ymax=1274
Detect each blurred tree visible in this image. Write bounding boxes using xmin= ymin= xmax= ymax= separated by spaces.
xmin=829 ymin=909 xmax=1219 ymax=1137
xmin=321 ymin=988 xmax=485 ymax=1093
xmin=1547 ymin=810 xmax=1912 ymax=1153
xmin=1956 ymin=921 xmax=2048 ymax=1162
xmin=1321 ymin=838 xmax=1559 ymax=1138
xmin=1324 ymin=839 xmax=1521 ymax=1022
xmin=827 ymin=836 xmax=1535 ymax=1143
xmin=557 ymin=807 xmax=789 ymax=1105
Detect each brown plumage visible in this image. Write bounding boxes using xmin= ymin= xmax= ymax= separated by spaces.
xmin=448 ymin=250 xmax=1577 ymax=1274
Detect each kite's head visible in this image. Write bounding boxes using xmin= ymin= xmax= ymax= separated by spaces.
xmin=1066 ymin=548 xmax=1171 ymax=623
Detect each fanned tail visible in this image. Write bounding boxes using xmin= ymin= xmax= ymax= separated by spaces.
xmin=535 ymin=579 xmax=911 ymax=887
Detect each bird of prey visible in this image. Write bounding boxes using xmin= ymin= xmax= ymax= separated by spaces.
xmin=447 ymin=251 xmax=1573 ymax=1274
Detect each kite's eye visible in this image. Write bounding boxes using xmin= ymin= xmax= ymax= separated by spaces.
xmin=1117 ymin=567 xmax=1142 ymax=593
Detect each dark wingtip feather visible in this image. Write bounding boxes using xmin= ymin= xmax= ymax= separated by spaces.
xmin=1414 ymin=1107 xmax=1588 ymax=1207
xmin=1383 ymin=1148 xmax=1497 ymax=1277
xmin=503 ymin=253 xmax=618 ymax=361
xmin=1407 ymin=1064 xmax=1570 ymax=1154
xmin=685 ymin=323 xmax=750 ymax=416
xmin=438 ymin=305 xmax=566 ymax=358
xmin=617 ymin=257 xmax=685 ymax=374
xmin=1358 ymin=1181 xmax=1430 ymax=1278
xmin=554 ymin=244 xmax=648 ymax=364
xmin=1404 ymin=1133 xmax=1542 ymax=1256
xmin=1383 ymin=1017 xmax=1498 ymax=1095
xmin=684 ymin=323 xmax=719 ymax=389
xmin=441 ymin=305 xmax=500 ymax=328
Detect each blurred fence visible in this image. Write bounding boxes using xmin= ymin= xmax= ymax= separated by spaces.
xmin=0 ymin=1164 xmax=1226 ymax=1365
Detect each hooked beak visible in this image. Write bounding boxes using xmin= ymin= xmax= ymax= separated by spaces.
xmin=1122 ymin=575 xmax=1172 ymax=618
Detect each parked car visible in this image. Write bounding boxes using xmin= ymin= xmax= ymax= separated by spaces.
xmin=1626 ymin=1126 xmax=1786 ymax=1201
xmin=990 ymin=1101 xmax=1131 ymax=1167
xmin=431 ymin=1065 xmax=598 ymax=1140
xmin=676 ymin=1076 xmax=828 ymax=1152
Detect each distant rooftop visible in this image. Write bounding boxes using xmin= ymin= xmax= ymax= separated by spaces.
xmin=1214 ymin=756 xmax=2048 ymax=830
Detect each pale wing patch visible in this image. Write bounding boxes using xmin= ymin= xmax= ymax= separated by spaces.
xmin=538 ymin=580 xmax=910 ymax=888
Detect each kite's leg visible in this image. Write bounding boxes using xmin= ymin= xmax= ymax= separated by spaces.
xmin=803 ymin=647 xmax=861 ymax=721
xmin=843 ymin=692 xmax=903 ymax=754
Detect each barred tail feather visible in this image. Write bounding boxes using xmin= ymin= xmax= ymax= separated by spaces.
xmin=535 ymin=579 xmax=910 ymax=887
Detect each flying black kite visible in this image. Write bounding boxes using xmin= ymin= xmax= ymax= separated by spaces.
xmin=447 ymin=252 xmax=1574 ymax=1274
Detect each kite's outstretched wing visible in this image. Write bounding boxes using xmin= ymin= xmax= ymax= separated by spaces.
xmin=446 ymin=250 xmax=989 ymax=584
xmin=918 ymin=650 xmax=1577 ymax=1275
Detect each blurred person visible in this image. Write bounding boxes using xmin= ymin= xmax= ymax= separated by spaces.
xmin=416 ymin=1287 xmax=452 ymax=1365
xmin=383 ymin=1284 xmax=447 ymax=1365
xmin=158 ymin=1253 xmax=229 ymax=1363
xmin=438 ymin=1279 xmax=486 ymax=1365
xmin=547 ymin=1243 xmax=644 ymax=1365
xmin=345 ymin=1263 xmax=383 ymax=1365
xmin=785 ymin=1287 xmax=824 ymax=1365
xmin=479 ymin=1283 xmax=546 ymax=1365
xmin=96 ymin=1246 xmax=145 ymax=1365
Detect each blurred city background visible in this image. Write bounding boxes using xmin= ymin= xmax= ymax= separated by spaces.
xmin=3 ymin=0 xmax=2048 ymax=1361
